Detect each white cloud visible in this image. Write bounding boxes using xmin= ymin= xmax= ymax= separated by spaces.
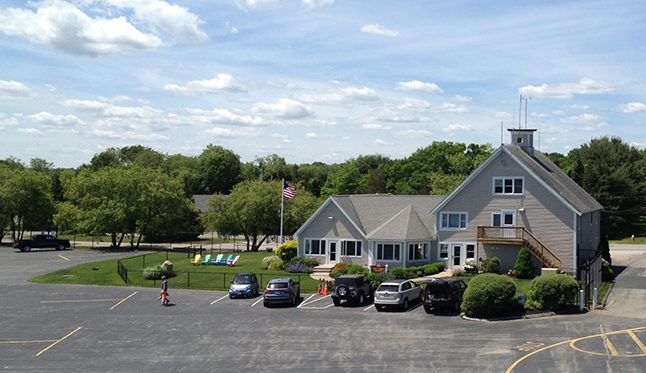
xmin=89 ymin=128 xmax=168 ymax=140
xmin=520 ymin=78 xmax=614 ymax=99
xmin=206 ymin=127 xmax=258 ymax=137
xmin=252 ymin=98 xmax=314 ymax=119
xmin=566 ymin=104 xmax=589 ymax=110
xmin=0 ymin=1 xmax=164 ymax=56
xmin=454 ymin=95 xmax=472 ymax=102
xmin=398 ymin=98 xmax=431 ymax=111
xmin=302 ymin=0 xmax=334 ymax=8
xmin=304 ymin=132 xmax=319 ymax=138
xmin=188 ymin=108 xmax=267 ymax=126
xmin=618 ymin=102 xmax=646 ymax=113
xmin=17 ymin=127 xmax=45 ymax=135
xmin=0 ymin=80 xmax=33 ymax=99
xmin=271 ymin=133 xmax=291 ymax=143
xmin=235 ymin=0 xmax=277 ymax=11
xmin=494 ymin=111 xmax=512 ymax=119
xmin=361 ymin=24 xmax=400 ymax=37
xmin=339 ymin=86 xmax=379 ymax=101
xmin=560 ymin=113 xmax=602 ymax=124
xmin=396 ymin=129 xmax=432 ymax=137
xmin=362 ymin=123 xmax=392 ymax=130
xmin=230 ymin=26 xmax=239 ymax=34
xmin=103 ymin=0 xmax=208 ymax=43
xmin=163 ymin=74 xmax=246 ymax=95
xmin=0 ymin=0 xmax=206 ymax=56
xmin=373 ymin=138 xmax=392 ymax=145
xmin=63 ymin=99 xmax=163 ymax=118
xmin=29 ymin=112 xmax=84 ymax=126
xmin=396 ymin=80 xmax=442 ymax=93
xmin=433 ymin=103 xmax=468 ymax=113
xmin=297 ymin=82 xmax=380 ymax=105
xmin=443 ymin=123 xmax=472 ymax=132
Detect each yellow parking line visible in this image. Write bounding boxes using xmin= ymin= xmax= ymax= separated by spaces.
xmin=41 ymin=299 xmax=118 ymax=304
xmin=57 ymin=254 xmax=70 ymax=261
xmin=602 ymin=335 xmax=619 ymax=356
xmin=110 ymin=291 xmax=137 ymax=310
xmin=34 ymin=326 xmax=82 ymax=357
xmin=628 ymin=330 xmax=646 ymax=354
xmin=0 ymin=340 xmax=56 ymax=344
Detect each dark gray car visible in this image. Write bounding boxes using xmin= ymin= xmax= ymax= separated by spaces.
xmin=263 ymin=277 xmax=300 ymax=307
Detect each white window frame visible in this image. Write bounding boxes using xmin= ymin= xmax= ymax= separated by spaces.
xmin=492 ymin=176 xmax=525 ymax=195
xmin=304 ymin=238 xmax=326 ymax=256
xmin=375 ymin=242 xmax=401 ymax=262
xmin=341 ymin=240 xmax=363 ymax=257
xmin=466 ymin=244 xmax=476 ymax=260
xmin=408 ymin=242 xmax=428 ymax=261
xmin=440 ymin=211 xmax=468 ymax=231
xmin=439 ymin=243 xmax=449 ymax=259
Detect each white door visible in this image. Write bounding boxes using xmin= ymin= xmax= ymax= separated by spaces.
xmin=501 ymin=210 xmax=516 ymax=238
xmin=328 ymin=240 xmax=338 ymax=264
xmin=450 ymin=243 xmax=463 ymax=269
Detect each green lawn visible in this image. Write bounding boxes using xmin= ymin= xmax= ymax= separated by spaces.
xmin=31 ymin=251 xmax=321 ymax=293
xmin=610 ymin=236 xmax=646 ymax=244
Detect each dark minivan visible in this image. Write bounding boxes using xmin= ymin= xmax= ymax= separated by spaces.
xmin=422 ymin=278 xmax=467 ymax=313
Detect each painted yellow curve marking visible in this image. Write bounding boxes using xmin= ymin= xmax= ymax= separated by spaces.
xmin=110 ymin=291 xmax=138 ymax=310
xmin=34 ymin=326 xmax=82 ymax=357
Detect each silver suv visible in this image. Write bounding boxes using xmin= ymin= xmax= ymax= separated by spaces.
xmin=374 ymin=279 xmax=423 ymax=311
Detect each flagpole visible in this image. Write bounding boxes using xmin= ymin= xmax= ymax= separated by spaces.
xmin=280 ymin=178 xmax=284 ymax=245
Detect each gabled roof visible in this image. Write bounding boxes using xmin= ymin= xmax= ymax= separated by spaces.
xmin=431 ymin=145 xmax=603 ymax=216
xmin=295 ymin=194 xmax=445 ymax=241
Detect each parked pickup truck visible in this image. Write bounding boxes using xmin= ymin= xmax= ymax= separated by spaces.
xmin=14 ymin=234 xmax=70 ymax=252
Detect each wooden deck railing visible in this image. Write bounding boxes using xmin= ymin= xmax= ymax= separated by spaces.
xmin=477 ymin=226 xmax=562 ymax=269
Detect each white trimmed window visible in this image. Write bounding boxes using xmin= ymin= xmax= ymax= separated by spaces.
xmin=439 ymin=243 xmax=448 ymax=259
xmin=305 ymin=239 xmax=326 ymax=255
xmin=408 ymin=243 xmax=428 ymax=261
xmin=376 ymin=243 xmax=400 ymax=261
xmin=341 ymin=240 xmax=362 ymax=257
xmin=440 ymin=212 xmax=467 ymax=230
xmin=493 ymin=177 xmax=524 ymax=195
xmin=466 ymin=244 xmax=476 ymax=259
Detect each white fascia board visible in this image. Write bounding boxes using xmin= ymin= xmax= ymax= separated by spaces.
xmin=431 ymin=145 xmax=506 ymax=215
xmin=502 ymin=147 xmax=582 ymax=216
xmin=573 ymin=212 xmax=578 ymax=275
xmin=294 ymin=196 xmax=367 ymax=239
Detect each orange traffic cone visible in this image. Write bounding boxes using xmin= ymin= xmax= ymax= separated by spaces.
xmin=322 ymin=281 xmax=329 ymax=295
xmin=316 ymin=282 xmax=322 ymax=295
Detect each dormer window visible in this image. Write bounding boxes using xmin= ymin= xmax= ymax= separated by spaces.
xmin=517 ymin=137 xmax=523 ymax=144
xmin=493 ymin=177 xmax=524 ymax=195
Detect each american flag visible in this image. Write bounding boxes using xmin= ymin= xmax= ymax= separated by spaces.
xmin=283 ymin=181 xmax=296 ymax=199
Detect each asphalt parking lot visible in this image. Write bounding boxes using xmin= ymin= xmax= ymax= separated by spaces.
xmin=1 ymin=246 xmax=646 ymax=372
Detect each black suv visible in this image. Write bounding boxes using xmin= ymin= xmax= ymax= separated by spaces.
xmin=422 ymin=278 xmax=467 ymax=313
xmin=332 ymin=274 xmax=374 ymax=306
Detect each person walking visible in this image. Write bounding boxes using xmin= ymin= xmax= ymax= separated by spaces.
xmin=159 ymin=276 xmax=169 ymax=306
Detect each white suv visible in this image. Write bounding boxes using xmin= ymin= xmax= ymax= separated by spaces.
xmin=374 ymin=279 xmax=423 ymax=311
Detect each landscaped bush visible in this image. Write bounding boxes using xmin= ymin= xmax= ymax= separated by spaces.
xmin=461 ymin=273 xmax=520 ymax=318
xmin=602 ymin=260 xmax=615 ymax=281
xmin=143 ymin=265 xmax=172 ymax=280
xmin=288 ymin=256 xmax=320 ymax=267
xmin=368 ymin=271 xmax=395 ymax=285
xmin=526 ymin=274 xmax=580 ymax=311
xmin=284 ymin=262 xmax=314 ymax=273
xmin=514 ymin=247 xmax=535 ymax=279
xmin=432 ymin=262 xmax=445 ymax=272
xmin=331 ymin=263 xmax=367 ymax=277
xmin=481 ymin=257 xmax=501 ymax=274
xmin=389 ymin=267 xmax=415 ymax=279
xmin=464 ymin=259 xmax=479 ymax=275
xmin=262 ymin=255 xmax=282 ymax=269
xmin=276 ymin=241 xmax=298 ymax=262
xmin=268 ymin=260 xmax=284 ymax=271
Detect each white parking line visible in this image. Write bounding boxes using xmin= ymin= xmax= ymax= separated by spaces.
xmin=363 ymin=304 xmax=374 ymax=312
xmin=251 ymin=297 xmax=264 ymax=307
xmin=209 ymin=294 xmax=229 ymax=305
xmin=298 ymin=294 xmax=331 ymax=308
xmin=297 ymin=294 xmax=316 ymax=308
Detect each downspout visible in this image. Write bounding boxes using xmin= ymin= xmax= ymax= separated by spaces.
xmin=573 ymin=212 xmax=578 ymax=277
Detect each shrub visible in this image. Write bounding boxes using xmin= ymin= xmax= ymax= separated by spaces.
xmin=389 ymin=267 xmax=415 ymax=279
xmin=514 ymin=247 xmax=535 ymax=279
xmin=331 ymin=263 xmax=367 ymax=277
xmin=143 ymin=265 xmax=171 ymax=280
xmin=601 ymin=260 xmax=615 ymax=281
xmin=368 ymin=272 xmax=395 ymax=285
xmin=268 ymin=260 xmax=284 ymax=271
xmin=262 ymin=255 xmax=282 ymax=269
xmin=423 ymin=264 xmax=440 ymax=276
xmin=461 ymin=273 xmax=519 ymax=318
xmin=288 ymin=256 xmax=320 ymax=267
xmin=433 ymin=262 xmax=445 ymax=272
xmin=464 ymin=259 xmax=479 ymax=275
xmin=276 ymin=240 xmax=298 ymax=262
xmin=482 ymin=257 xmax=501 ymax=274
xmin=527 ymin=274 xmax=580 ymax=311
xmin=284 ymin=262 xmax=313 ymax=273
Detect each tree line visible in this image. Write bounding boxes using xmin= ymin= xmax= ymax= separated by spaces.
xmin=0 ymin=137 xmax=644 ymax=250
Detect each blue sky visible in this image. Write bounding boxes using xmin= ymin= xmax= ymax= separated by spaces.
xmin=1 ymin=0 xmax=645 ymax=168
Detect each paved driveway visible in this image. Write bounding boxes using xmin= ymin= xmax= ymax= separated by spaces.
xmin=0 ymin=245 xmax=645 ymax=372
